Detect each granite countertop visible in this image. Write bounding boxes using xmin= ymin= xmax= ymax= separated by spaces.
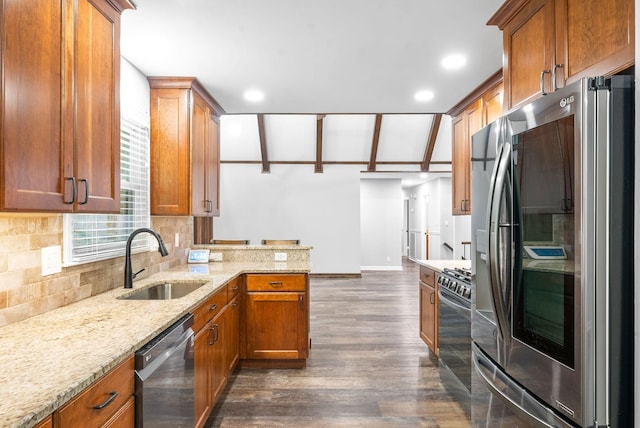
xmin=0 ymin=261 xmax=309 ymax=428
xmin=416 ymin=259 xmax=471 ymax=272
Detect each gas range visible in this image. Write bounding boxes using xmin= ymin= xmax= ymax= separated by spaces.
xmin=437 ymin=267 xmax=472 ymax=301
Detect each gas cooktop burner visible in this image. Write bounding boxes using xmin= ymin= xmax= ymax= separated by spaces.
xmin=438 ymin=267 xmax=472 ymax=300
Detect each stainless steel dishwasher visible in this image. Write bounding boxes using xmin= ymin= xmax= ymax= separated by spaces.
xmin=135 ymin=313 xmax=195 ymax=427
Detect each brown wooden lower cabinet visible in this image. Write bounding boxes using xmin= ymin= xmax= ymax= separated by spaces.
xmin=242 ymin=274 xmax=309 ymax=367
xmin=35 ymin=272 xmax=307 ymax=428
xmin=419 ymin=266 xmax=438 ymax=355
xmin=194 ymin=285 xmax=229 ymax=428
xmin=55 ymin=356 xmax=135 ymax=427
xmin=33 ymin=416 xmax=52 ymax=428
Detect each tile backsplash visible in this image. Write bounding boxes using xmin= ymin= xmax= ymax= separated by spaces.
xmin=0 ymin=215 xmax=192 ymax=327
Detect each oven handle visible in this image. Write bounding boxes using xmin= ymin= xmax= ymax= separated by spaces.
xmin=488 ymin=141 xmax=512 ymax=345
xmin=472 ymin=344 xmax=573 ymax=428
xmin=437 ymin=289 xmax=470 ymax=313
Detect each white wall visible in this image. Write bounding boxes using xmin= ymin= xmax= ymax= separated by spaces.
xmin=213 ymin=164 xmax=362 ymax=274
xmin=360 ymin=179 xmax=403 ymax=270
xmin=405 ymin=177 xmax=458 ymax=261
xmin=120 ymin=58 xmax=149 ymax=117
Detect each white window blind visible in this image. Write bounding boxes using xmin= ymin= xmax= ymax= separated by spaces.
xmin=63 ymin=108 xmax=151 ymax=265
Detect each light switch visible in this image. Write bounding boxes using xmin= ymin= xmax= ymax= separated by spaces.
xmin=274 ymin=252 xmax=288 ymax=261
xmin=41 ymin=245 xmax=62 ymax=276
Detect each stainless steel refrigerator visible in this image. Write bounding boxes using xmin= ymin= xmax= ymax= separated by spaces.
xmin=470 ymin=76 xmax=634 ymax=427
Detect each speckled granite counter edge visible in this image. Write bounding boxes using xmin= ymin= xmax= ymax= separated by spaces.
xmin=0 ymin=261 xmax=310 ymax=428
xmin=416 ymin=259 xmax=471 ymax=272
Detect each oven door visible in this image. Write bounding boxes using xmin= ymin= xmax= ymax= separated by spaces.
xmin=438 ymin=285 xmax=471 ymax=392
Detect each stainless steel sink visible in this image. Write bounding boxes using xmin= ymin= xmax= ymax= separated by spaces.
xmin=119 ymin=280 xmax=208 ymax=300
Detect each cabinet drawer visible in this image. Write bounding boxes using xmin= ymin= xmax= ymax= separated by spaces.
xmin=419 ymin=266 xmax=436 ymax=286
xmin=246 ymin=274 xmax=307 ymax=292
xmin=57 ymin=356 xmax=134 ymax=427
xmin=227 ymin=276 xmax=241 ymax=300
xmin=193 ymin=286 xmax=227 ymax=332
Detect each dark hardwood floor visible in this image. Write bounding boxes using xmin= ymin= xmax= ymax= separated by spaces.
xmin=206 ymin=258 xmax=471 ymax=427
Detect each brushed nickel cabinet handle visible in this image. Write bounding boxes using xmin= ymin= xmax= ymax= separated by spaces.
xmin=299 ymin=295 xmax=303 ymax=310
xmin=430 ymin=291 xmax=435 ymax=305
xmin=552 ymin=64 xmax=563 ymax=92
xmin=93 ymin=391 xmax=118 ymax=410
xmin=540 ymin=69 xmax=551 ymax=95
xmin=209 ymin=303 xmax=218 ymax=312
xmin=269 ymin=281 xmax=283 ymax=288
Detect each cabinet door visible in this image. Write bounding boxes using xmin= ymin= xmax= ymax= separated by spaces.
xmin=191 ymin=94 xmax=208 ymax=216
xmin=245 ymin=292 xmax=308 ymax=359
xmin=225 ymin=295 xmax=240 ymax=373
xmin=452 ymin=99 xmax=481 ymax=215
xmin=74 ymin=0 xmax=121 ymax=213
xmin=150 ymin=87 xmax=190 ymax=215
xmin=503 ymin=0 xmax=556 ymax=109
xmin=557 ymin=0 xmax=634 ymax=82
xmin=451 ymin=116 xmax=467 ymax=216
xmin=1 ymin=0 xmax=73 ymax=211
xmin=210 ymin=310 xmax=227 ymax=404
xmin=483 ymin=82 xmax=504 ymax=126
xmin=206 ymin=115 xmax=220 ymax=216
xmin=102 ymin=396 xmax=135 ymax=428
xmin=194 ymin=325 xmax=212 ymax=428
xmin=419 ymin=281 xmax=437 ymax=354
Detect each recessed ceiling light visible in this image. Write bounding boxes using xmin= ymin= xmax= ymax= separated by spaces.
xmin=441 ymin=54 xmax=467 ymax=70
xmin=414 ymin=90 xmax=434 ymax=102
xmin=244 ymin=89 xmax=264 ymax=102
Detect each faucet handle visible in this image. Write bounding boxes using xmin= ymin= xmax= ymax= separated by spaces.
xmin=133 ymin=268 xmax=145 ymax=279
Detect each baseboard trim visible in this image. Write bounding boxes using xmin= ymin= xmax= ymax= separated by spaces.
xmin=360 ymin=266 xmax=403 ymax=271
xmin=309 ymin=273 xmax=362 ymax=278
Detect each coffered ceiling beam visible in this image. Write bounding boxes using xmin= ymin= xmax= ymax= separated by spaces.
xmin=420 ymin=113 xmax=443 ymax=172
xmin=316 ymin=115 xmax=324 ymax=173
xmin=367 ymin=114 xmax=383 ymax=172
xmin=257 ymin=114 xmax=270 ymax=173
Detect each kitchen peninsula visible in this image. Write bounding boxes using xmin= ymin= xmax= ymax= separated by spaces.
xmin=0 ymin=246 xmax=310 ymax=428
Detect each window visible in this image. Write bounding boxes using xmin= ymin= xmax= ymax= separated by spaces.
xmin=63 ymin=107 xmax=151 ymax=264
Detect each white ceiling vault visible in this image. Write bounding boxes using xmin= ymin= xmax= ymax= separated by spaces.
xmin=120 ymin=0 xmax=504 ymax=185
xmin=220 ymin=113 xmax=453 ymax=179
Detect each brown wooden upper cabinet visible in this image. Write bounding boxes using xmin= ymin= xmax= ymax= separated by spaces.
xmin=490 ymin=0 xmax=634 ymax=110
xmin=449 ymin=75 xmax=504 ymax=216
xmin=0 ymin=0 xmax=132 ymax=213
xmin=149 ymin=78 xmax=224 ymax=216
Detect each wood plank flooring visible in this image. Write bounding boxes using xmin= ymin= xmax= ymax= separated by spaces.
xmin=205 ymin=258 xmax=471 ymax=427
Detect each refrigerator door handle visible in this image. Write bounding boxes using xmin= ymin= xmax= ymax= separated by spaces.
xmin=487 ymin=142 xmax=512 ymax=345
xmin=472 ymin=344 xmax=575 ymax=428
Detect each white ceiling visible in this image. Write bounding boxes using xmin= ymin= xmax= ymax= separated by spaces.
xmin=120 ymin=1 xmax=505 ymax=187
xmin=120 ymin=0 xmax=504 ymax=114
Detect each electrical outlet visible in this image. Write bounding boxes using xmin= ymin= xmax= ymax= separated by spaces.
xmin=41 ymin=245 xmax=62 ymax=276
xmin=274 ymin=252 xmax=288 ymax=261
xmin=210 ymin=252 xmax=223 ymax=262
xmin=174 ymin=233 xmax=180 ymax=247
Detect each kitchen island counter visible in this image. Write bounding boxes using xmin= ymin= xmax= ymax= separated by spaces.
xmin=416 ymin=259 xmax=471 ymax=273
xmin=0 ymin=261 xmax=309 ymax=428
